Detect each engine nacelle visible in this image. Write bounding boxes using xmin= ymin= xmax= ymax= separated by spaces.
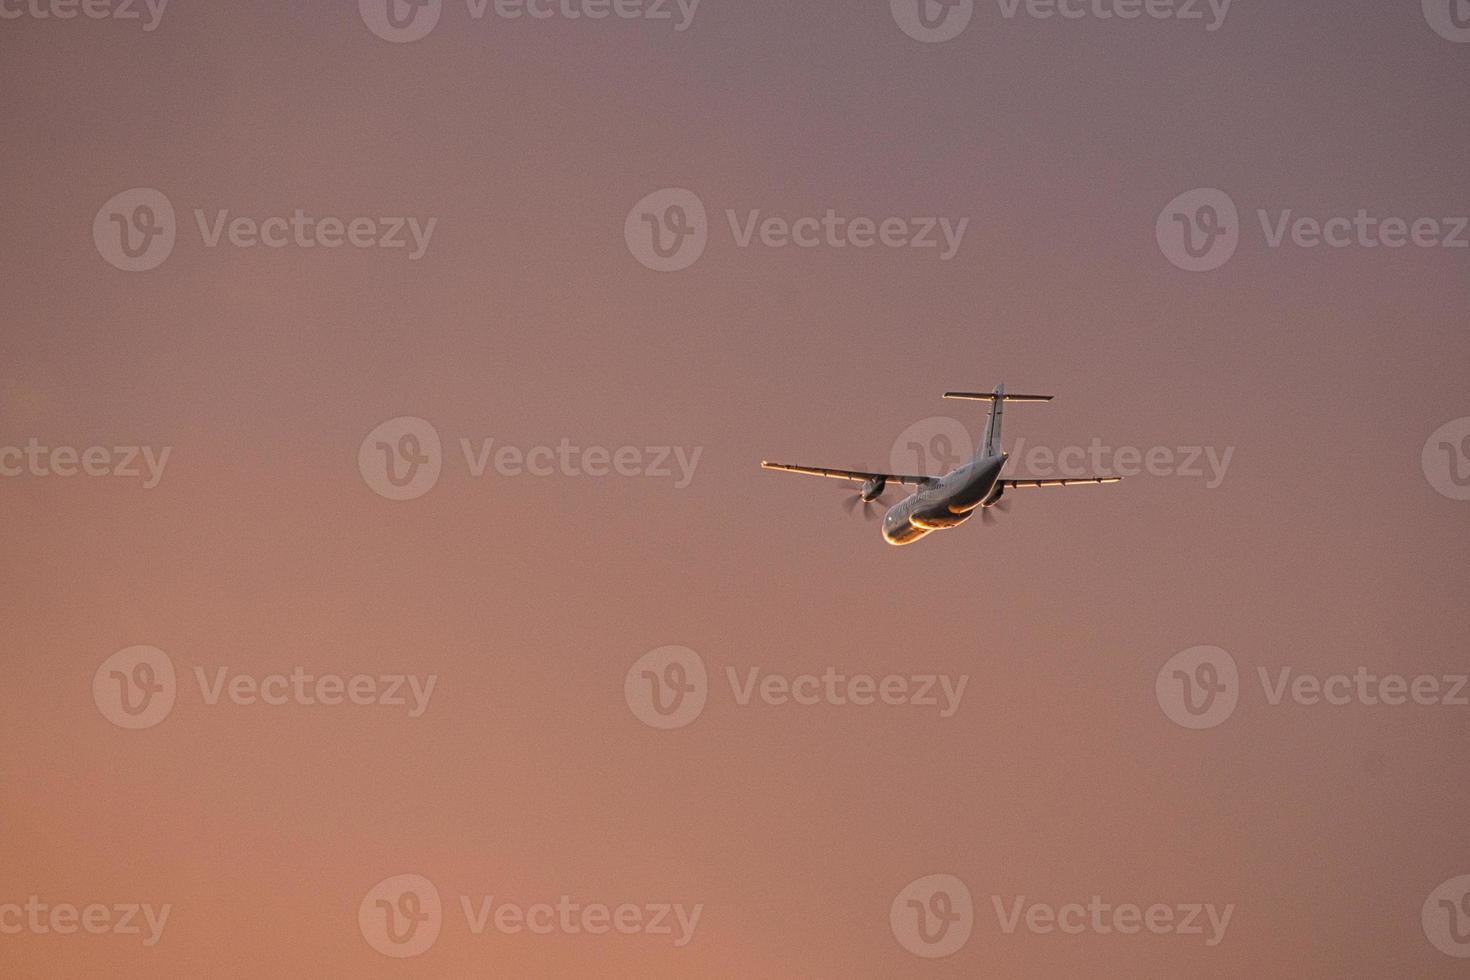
xmin=911 ymin=511 xmax=972 ymax=530
xmin=860 ymin=477 xmax=887 ymax=502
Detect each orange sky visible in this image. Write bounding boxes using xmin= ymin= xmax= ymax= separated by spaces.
xmin=3 ymin=1 xmax=1469 ymax=977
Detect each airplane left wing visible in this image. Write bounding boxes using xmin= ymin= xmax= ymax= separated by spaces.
xmin=760 ymin=461 xmax=932 ymax=487
xmin=1001 ymin=477 xmax=1122 ymax=488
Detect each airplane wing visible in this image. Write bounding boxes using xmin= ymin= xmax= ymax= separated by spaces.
xmin=760 ymin=461 xmax=932 ymax=487
xmin=1001 ymin=477 xmax=1122 ymax=488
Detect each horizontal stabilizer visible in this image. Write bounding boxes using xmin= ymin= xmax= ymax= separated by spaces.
xmin=944 ymin=392 xmax=1054 ymax=403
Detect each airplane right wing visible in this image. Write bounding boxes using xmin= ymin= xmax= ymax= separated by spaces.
xmin=1001 ymin=477 xmax=1123 ymax=488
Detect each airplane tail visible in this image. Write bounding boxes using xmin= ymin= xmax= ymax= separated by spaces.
xmin=942 ymin=385 xmax=1054 ymax=458
xmin=982 ymin=384 xmax=1005 ymax=457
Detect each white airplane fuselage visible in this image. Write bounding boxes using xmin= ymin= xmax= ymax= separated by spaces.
xmin=882 ymin=452 xmax=1007 ymax=546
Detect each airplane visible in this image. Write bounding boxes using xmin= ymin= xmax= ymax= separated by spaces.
xmin=761 ymin=384 xmax=1121 ymax=546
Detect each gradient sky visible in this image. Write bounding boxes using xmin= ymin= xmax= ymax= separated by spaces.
xmin=3 ymin=1 xmax=1468 ymax=976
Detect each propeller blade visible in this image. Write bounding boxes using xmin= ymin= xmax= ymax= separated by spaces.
xmin=981 ymin=507 xmax=997 ymax=526
xmin=994 ymin=498 xmax=1011 ymax=513
xmin=841 ymin=485 xmax=888 ymax=520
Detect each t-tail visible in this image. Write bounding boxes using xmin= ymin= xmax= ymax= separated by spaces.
xmin=942 ymin=384 xmax=1055 ymax=459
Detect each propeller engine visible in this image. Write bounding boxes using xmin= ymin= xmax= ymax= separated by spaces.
xmin=979 ymin=496 xmax=1011 ymax=526
xmin=842 ymin=477 xmax=888 ymax=521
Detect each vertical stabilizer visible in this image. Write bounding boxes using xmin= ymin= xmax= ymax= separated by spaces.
xmin=980 ymin=383 xmax=1005 ymax=457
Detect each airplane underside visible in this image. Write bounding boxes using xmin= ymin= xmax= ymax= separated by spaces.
xmin=883 ymin=503 xmax=978 ymax=545
xmin=882 ymin=522 xmax=931 ymax=546
xmin=881 ymin=460 xmax=1000 ymax=545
